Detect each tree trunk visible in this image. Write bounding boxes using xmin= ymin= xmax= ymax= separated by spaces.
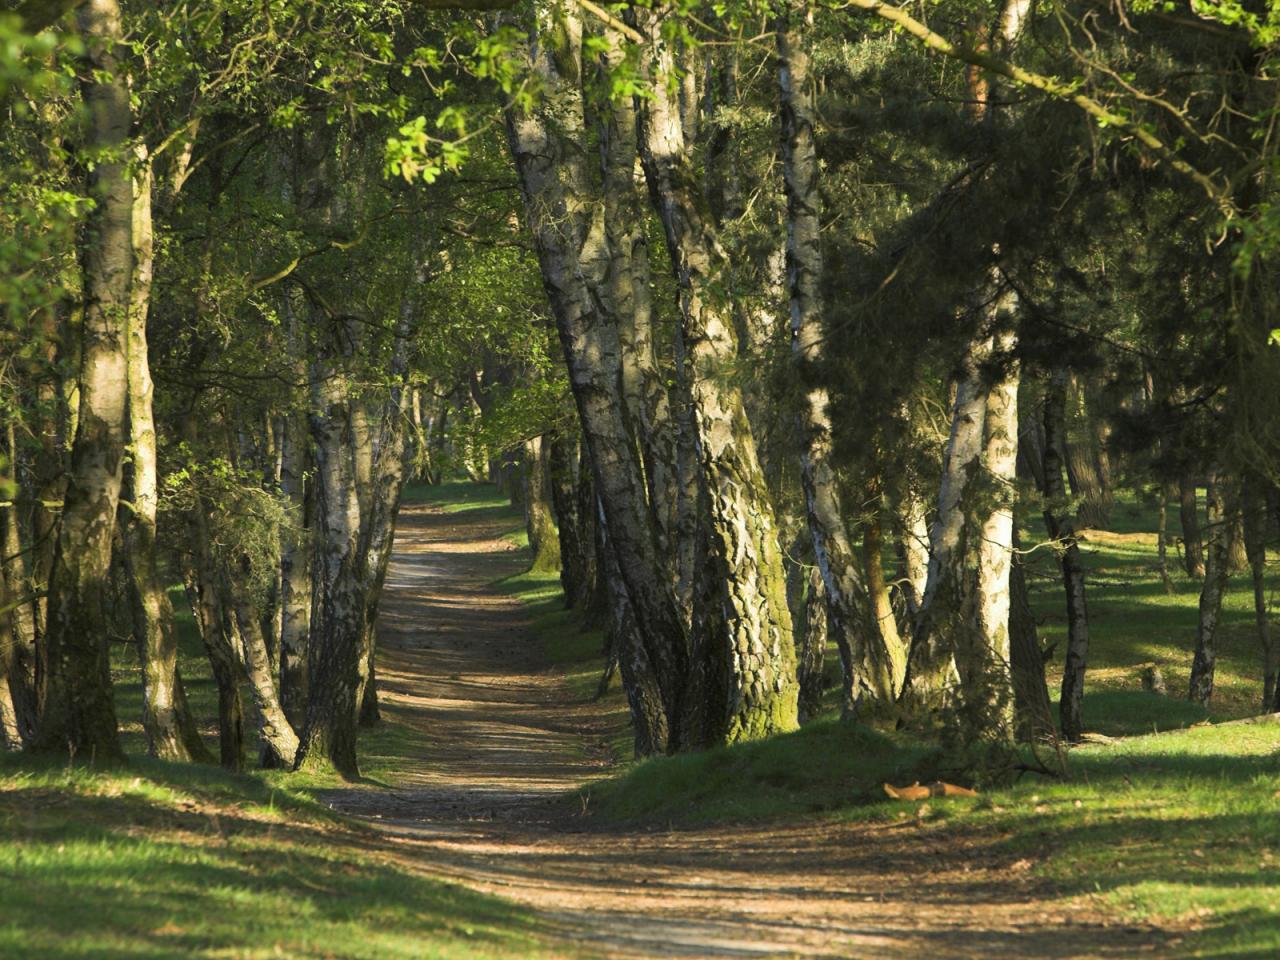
xmin=523 ymin=436 xmax=560 ymax=572
xmin=862 ymin=488 xmax=907 ymax=703
xmin=895 ymin=481 xmax=930 ymax=621
xmin=600 ymin=36 xmax=680 ymax=563
xmin=904 ymin=334 xmax=988 ymax=713
xmin=1180 ymin=475 xmax=1206 ymax=579
xmin=797 ymin=565 xmax=828 ymax=723
xmin=548 ymin=434 xmax=590 ymax=608
xmin=1043 ymin=368 xmax=1091 ymax=743
xmin=969 ymin=328 xmax=1019 ymax=739
xmin=1242 ymin=479 xmax=1276 ymax=710
xmin=778 ymin=2 xmax=894 ymax=711
xmin=122 ymin=150 xmax=210 ymax=763
xmin=1189 ymin=473 xmax=1233 ymax=705
xmin=1009 ymin=530 xmax=1053 ymax=742
xmin=278 ymin=407 xmax=311 ymax=728
xmin=636 ymin=6 xmax=799 ymax=744
xmin=1157 ymin=480 xmax=1176 ymax=594
xmin=0 ymin=426 xmax=36 ymax=742
xmin=506 ymin=3 xmax=689 ymax=745
xmin=34 ymin=0 xmax=133 ymax=762
xmin=182 ymin=564 xmax=244 ymax=771
xmin=295 ymin=327 xmax=368 ymax=778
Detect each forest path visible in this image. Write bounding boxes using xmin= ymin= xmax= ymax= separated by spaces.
xmin=322 ymin=501 xmax=1172 ymax=960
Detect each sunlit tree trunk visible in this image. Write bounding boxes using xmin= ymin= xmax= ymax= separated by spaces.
xmin=904 ymin=334 xmax=988 ymax=712
xmin=506 ymin=2 xmax=688 ymax=744
xmin=296 ymin=321 xmax=368 ymax=777
xmin=123 ymin=148 xmax=210 ymax=763
xmin=636 ymin=7 xmax=799 ymax=744
xmin=35 ymin=0 xmax=132 ymax=762
xmin=600 ymin=36 xmax=680 ymax=563
xmin=970 ymin=326 xmax=1019 ymax=739
xmin=523 ymin=436 xmax=561 ymax=572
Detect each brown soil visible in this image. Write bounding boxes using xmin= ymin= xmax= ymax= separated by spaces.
xmin=322 ymin=502 xmax=1178 ymax=959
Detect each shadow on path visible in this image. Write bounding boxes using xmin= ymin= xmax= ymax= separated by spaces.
xmin=322 ymin=502 xmax=1177 ymax=960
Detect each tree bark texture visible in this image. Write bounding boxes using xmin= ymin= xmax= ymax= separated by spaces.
xmin=506 ymin=3 xmax=688 ymax=744
xmin=1042 ymin=368 xmax=1091 ymax=742
xmin=636 ymin=7 xmax=799 ymax=743
xmin=35 ymin=0 xmax=133 ymax=762
xmin=779 ymin=2 xmax=898 ymax=711
xmin=523 ymin=436 xmax=561 ymax=572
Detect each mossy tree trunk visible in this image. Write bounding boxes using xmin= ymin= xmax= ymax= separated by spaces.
xmin=506 ymin=2 xmax=689 ymax=745
xmin=636 ymin=6 xmax=799 ymax=745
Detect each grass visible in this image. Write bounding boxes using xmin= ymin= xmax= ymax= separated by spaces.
xmin=0 ymin=755 xmax=562 ymax=959
xmin=1023 ymin=494 xmax=1278 ymax=723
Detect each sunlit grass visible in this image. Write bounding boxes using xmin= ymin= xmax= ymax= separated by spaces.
xmin=0 ymin=755 xmax=562 ymax=959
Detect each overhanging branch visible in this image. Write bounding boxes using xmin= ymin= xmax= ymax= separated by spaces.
xmin=840 ymin=0 xmax=1234 ymax=215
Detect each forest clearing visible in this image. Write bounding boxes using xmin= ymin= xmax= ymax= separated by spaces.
xmin=3 ymin=0 xmax=1280 ymax=957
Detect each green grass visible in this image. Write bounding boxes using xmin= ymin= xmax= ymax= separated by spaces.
xmin=0 ymin=756 xmax=563 ymax=959
xmin=1022 ymin=493 xmax=1278 ymax=723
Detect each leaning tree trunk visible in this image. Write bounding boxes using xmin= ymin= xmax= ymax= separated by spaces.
xmin=123 ymin=152 xmax=210 ymax=763
xmin=778 ymin=2 xmax=894 ymax=712
xmin=506 ymin=3 xmax=688 ymax=744
xmin=636 ymin=6 xmax=799 ymax=744
xmin=1043 ymin=368 xmax=1092 ymax=743
xmin=35 ymin=0 xmax=133 ymax=762
xmin=600 ymin=35 xmax=680 ymax=563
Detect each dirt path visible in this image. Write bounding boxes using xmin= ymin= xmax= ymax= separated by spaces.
xmin=323 ymin=502 xmax=1174 ymax=959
